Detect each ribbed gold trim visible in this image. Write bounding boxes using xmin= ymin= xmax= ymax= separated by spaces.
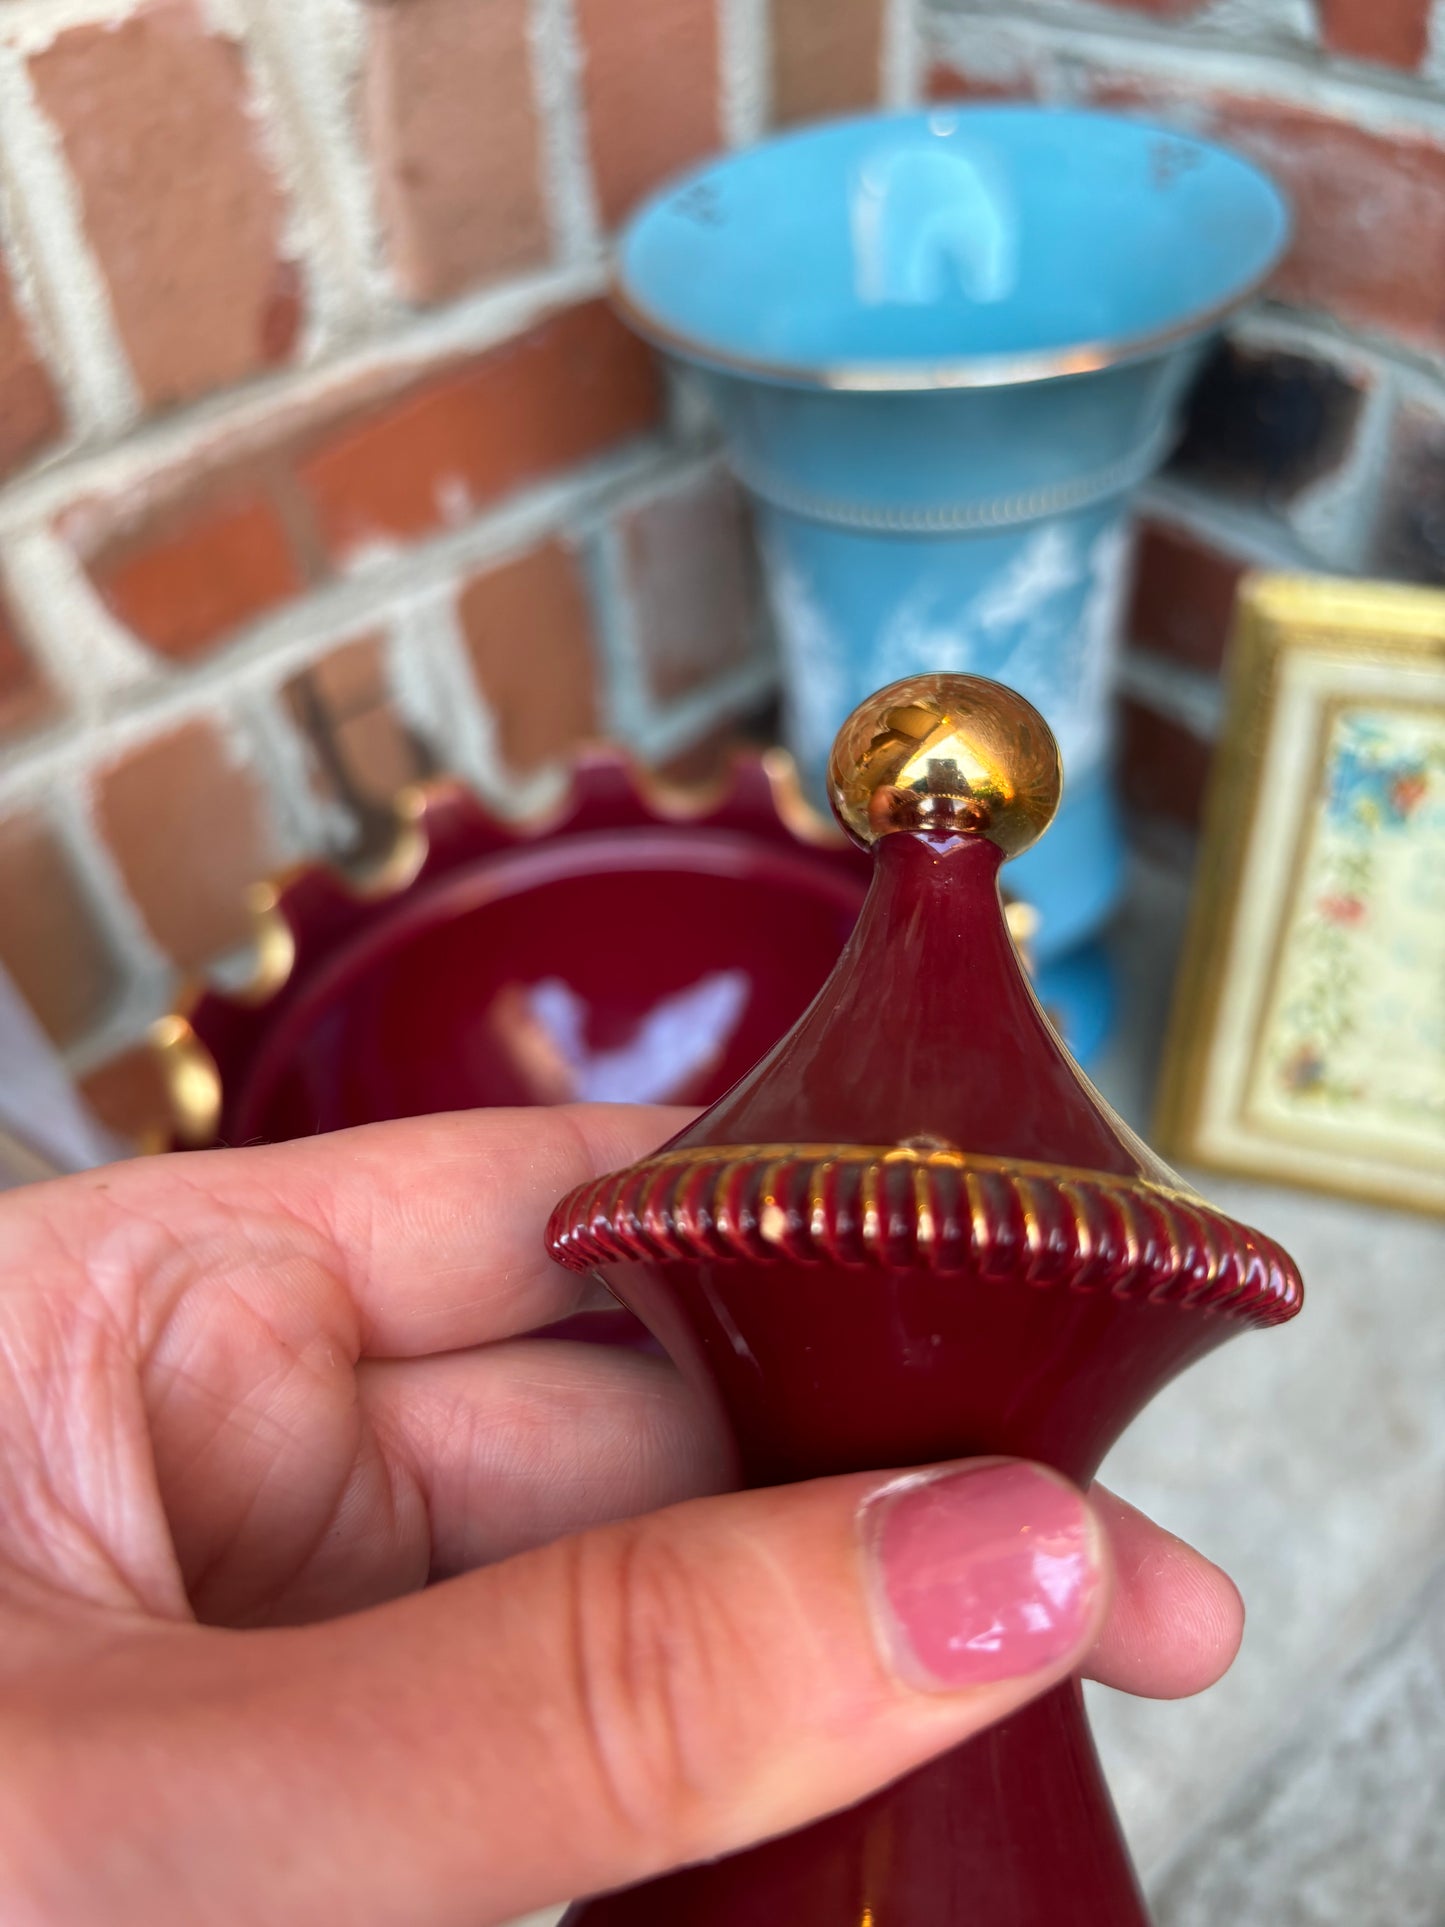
xmin=547 ymin=1142 xmax=1303 ymax=1326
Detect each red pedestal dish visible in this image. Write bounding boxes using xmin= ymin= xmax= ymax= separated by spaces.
xmin=547 ymin=675 xmax=1303 ymax=1925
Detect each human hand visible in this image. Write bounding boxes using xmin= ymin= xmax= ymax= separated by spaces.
xmin=0 ymin=1106 xmax=1242 ymax=1925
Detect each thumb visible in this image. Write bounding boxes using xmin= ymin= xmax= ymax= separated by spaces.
xmin=29 ymin=1460 xmax=1109 ymax=1926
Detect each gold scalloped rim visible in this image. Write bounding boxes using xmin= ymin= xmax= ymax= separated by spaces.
xmin=147 ymin=1014 xmax=225 ymax=1150
xmin=147 ymin=747 xmax=844 ymax=1147
xmin=547 ymin=1142 xmax=1303 ymax=1327
xmin=226 ymin=747 xmax=844 ymax=1005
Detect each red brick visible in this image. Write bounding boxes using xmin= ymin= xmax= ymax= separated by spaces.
xmin=576 ymin=0 xmax=721 ymax=226
xmin=325 ymin=706 xmax=425 ymax=814
xmin=364 ymin=0 xmax=550 ymax=303
xmin=93 ymin=720 xmax=279 ymax=968
xmin=284 ymin=634 xmax=430 ymax=845
xmin=1128 ymin=522 xmax=1245 ymax=674
xmin=0 ymin=600 xmax=55 ymax=740
xmin=1083 ymin=76 xmax=1445 ymax=350
xmin=0 ymin=811 xmax=117 ymax=1044
xmin=773 ymin=0 xmax=885 ymax=125
xmin=926 ymin=62 xmax=1039 ymax=103
xmin=458 ymin=541 xmax=598 ymax=774
xmin=80 ymin=1045 xmax=174 ymax=1150
xmin=86 ymin=488 xmax=305 ymax=661
xmin=621 ymin=469 xmax=757 ymax=703
xmin=296 ymin=300 xmax=661 ymax=561
xmin=30 ymin=0 xmax=303 ymax=410
xmin=1317 ymin=0 xmax=1431 ymax=70
xmin=652 ymin=723 xmax=749 ymax=789
xmin=301 ymin=631 xmax=392 ymax=715
xmin=1119 ymin=696 xmax=1214 ymax=827
xmin=0 ymin=257 xmax=62 ymax=481
xmin=1200 ymin=98 xmax=1445 ymax=349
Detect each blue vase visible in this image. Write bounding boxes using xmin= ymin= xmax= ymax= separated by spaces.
xmin=614 ymin=107 xmax=1288 ymax=1039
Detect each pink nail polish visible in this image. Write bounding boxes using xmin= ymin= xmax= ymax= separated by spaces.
xmin=864 ymin=1462 xmax=1098 ymax=1689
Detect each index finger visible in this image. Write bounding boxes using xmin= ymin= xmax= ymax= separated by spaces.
xmin=278 ymin=1102 xmax=691 ymax=1354
xmin=72 ymin=1104 xmax=690 ymax=1358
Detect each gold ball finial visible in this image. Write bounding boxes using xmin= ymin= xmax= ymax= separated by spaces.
xmin=827 ymin=674 xmax=1062 ymax=858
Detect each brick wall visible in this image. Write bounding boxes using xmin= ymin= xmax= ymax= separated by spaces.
xmin=0 ymin=0 xmax=1441 ymax=1144
xmin=927 ymin=0 xmax=1445 ymax=836
xmin=0 ymin=0 xmax=914 ymax=1140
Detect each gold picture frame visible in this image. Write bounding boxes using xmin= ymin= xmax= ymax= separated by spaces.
xmin=1156 ymin=573 xmax=1445 ymax=1219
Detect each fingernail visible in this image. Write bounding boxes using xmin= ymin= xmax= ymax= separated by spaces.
xmin=863 ymin=1462 xmax=1099 ymax=1690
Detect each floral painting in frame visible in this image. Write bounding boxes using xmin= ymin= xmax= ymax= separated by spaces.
xmin=1156 ymin=573 xmax=1445 ymax=1218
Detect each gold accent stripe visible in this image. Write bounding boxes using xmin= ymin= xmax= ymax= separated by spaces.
xmin=609 ymin=1141 xmax=1209 ymax=1209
